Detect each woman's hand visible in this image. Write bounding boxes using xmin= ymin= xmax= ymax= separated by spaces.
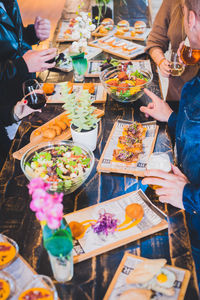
xmin=158 ymin=58 xmax=171 ymax=77
xmin=13 ymin=99 xmax=41 ymax=121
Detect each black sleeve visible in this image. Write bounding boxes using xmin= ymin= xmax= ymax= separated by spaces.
xmin=23 ymin=24 xmax=39 ymax=45
xmin=0 ymin=105 xmax=15 ymax=126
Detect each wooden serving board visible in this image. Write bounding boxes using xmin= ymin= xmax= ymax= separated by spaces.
xmin=97 ymin=119 xmax=159 ymax=177
xmin=85 ymin=59 xmax=152 ymax=78
xmin=88 ymin=36 xmax=145 ymax=60
xmin=104 ymin=253 xmax=191 ymax=300
xmin=92 ymin=26 xmax=151 ymax=41
xmin=64 ymin=189 xmax=168 ymax=264
xmin=13 ymin=108 xmax=104 ymax=160
xmin=56 ymin=20 xmax=79 ymax=42
xmin=46 ymin=82 xmax=107 ymax=104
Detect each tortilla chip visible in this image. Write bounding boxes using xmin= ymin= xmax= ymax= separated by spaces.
xmin=126 ymin=258 xmax=167 ymax=284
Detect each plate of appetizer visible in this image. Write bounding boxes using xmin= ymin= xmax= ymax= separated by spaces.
xmin=54 ymin=46 xmax=102 ymax=72
xmin=64 ymin=189 xmax=167 ymax=263
xmin=104 ymin=253 xmax=190 ymax=300
xmin=42 ymin=82 xmax=107 ymax=104
xmin=85 ymin=58 xmax=152 ymax=78
xmin=56 ymin=19 xmax=80 ymax=42
xmin=13 ymin=108 xmax=104 ymax=160
xmin=97 ymin=119 xmax=158 ymax=177
xmin=88 ymin=36 xmax=145 ymax=60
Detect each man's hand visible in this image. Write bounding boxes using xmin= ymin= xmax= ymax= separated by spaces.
xmin=142 ymin=165 xmax=189 ymax=209
xmin=34 ymin=16 xmax=51 ymax=41
xmin=140 ymin=89 xmax=173 ymax=122
xmin=23 ymin=48 xmax=57 ymax=72
xmin=159 ymin=58 xmax=171 ymax=77
xmin=14 ymin=99 xmax=41 ymax=121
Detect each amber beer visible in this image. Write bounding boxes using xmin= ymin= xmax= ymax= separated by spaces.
xmin=180 ymin=45 xmax=200 ymax=65
xmin=146 ymin=152 xmax=171 ymax=190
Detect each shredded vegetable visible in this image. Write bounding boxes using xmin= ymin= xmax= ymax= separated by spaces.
xmin=92 ymin=210 xmax=118 ymax=236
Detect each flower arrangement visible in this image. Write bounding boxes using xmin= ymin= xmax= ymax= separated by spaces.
xmin=62 ymin=89 xmax=99 ymax=132
xmin=69 ymin=12 xmax=96 ymax=54
xmin=28 ymin=178 xmax=73 ymax=257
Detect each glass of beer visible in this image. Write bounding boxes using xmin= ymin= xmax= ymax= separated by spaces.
xmin=146 ymin=152 xmax=171 ymax=190
xmin=167 ymin=50 xmax=185 ymax=76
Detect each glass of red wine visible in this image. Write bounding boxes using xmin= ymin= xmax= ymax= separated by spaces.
xmin=23 ymin=79 xmax=47 ymax=109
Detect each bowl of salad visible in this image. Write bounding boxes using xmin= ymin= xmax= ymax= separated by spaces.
xmin=100 ymin=65 xmax=153 ymax=103
xmin=21 ymin=141 xmax=94 ymax=194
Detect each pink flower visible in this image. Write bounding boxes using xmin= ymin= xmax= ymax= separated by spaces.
xmin=30 ymin=188 xmax=47 ymax=211
xmin=47 ymin=216 xmax=62 ymax=230
xmin=28 ymin=178 xmax=50 ymax=195
xmin=28 ymin=178 xmax=64 ymax=230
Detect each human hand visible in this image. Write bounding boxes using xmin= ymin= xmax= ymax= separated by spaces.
xmin=140 ymin=89 xmax=173 ymax=122
xmin=23 ymin=48 xmax=57 ymax=72
xmin=34 ymin=16 xmax=51 ymax=41
xmin=177 ymin=41 xmax=185 ymax=64
xmin=142 ymin=165 xmax=189 ymax=210
xmin=158 ymin=58 xmax=171 ymax=77
xmin=13 ymin=99 xmax=41 ymax=121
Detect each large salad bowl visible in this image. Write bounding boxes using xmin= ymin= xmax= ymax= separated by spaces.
xmin=21 ymin=141 xmax=94 ymax=194
xmin=100 ymin=66 xmax=153 ymax=103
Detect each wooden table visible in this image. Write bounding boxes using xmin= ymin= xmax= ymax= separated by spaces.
xmin=0 ymin=24 xmax=199 ymax=300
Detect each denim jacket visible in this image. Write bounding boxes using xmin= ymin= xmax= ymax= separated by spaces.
xmin=168 ymin=71 xmax=200 ymax=216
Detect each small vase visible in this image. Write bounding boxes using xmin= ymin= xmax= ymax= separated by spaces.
xmin=48 ymin=250 xmax=73 ymax=282
xmin=73 ymin=69 xmax=85 ymax=82
xmin=70 ymin=123 xmax=98 ymax=151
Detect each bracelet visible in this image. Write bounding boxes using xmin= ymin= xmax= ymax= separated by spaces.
xmin=158 ymin=57 xmax=166 ymax=68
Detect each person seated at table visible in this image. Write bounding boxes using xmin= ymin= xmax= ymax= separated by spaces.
xmin=0 ymin=100 xmax=41 ymax=171
xmin=0 ymin=0 xmax=57 ymax=107
xmin=146 ymin=0 xmax=199 ymax=106
xmin=141 ymin=0 xmax=200 ymax=286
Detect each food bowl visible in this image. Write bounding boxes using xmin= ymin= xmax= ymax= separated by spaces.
xmin=0 ymin=234 xmax=19 ymax=270
xmin=100 ymin=66 xmax=153 ymax=103
xmin=21 ymin=141 xmax=94 ymax=194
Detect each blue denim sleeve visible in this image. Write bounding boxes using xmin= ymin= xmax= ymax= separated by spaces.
xmin=167 ymin=112 xmax=177 ymax=139
xmin=183 ymin=183 xmax=200 ymax=215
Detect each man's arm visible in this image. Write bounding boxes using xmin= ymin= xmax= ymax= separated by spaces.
xmin=183 ymin=184 xmax=200 ymax=215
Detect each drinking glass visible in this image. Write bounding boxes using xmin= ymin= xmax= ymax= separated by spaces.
xmin=18 ymin=275 xmax=58 ymax=300
xmin=166 ymin=50 xmax=185 ymax=76
xmin=146 ymin=152 xmax=171 ymax=190
xmin=23 ymin=79 xmax=47 ymax=109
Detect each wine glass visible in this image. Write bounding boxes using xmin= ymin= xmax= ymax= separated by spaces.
xmin=146 ymin=152 xmax=171 ymax=190
xmin=23 ymin=79 xmax=47 ymax=109
xmin=166 ymin=50 xmax=185 ymax=76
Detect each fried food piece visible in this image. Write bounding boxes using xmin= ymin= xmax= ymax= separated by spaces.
xmin=99 ymin=25 xmax=108 ymax=34
xmin=51 ymin=125 xmax=62 ymax=136
xmin=118 ymin=136 xmax=143 ymax=153
xmin=67 ymin=81 xmax=73 ymax=94
xmin=60 ymin=115 xmax=71 ymax=127
xmin=69 ymin=221 xmax=85 ymax=239
xmin=125 ymin=203 xmax=144 ymax=220
xmin=42 ymin=83 xmax=55 ymax=95
xmin=113 ymin=149 xmax=139 ymax=163
xmin=83 ymin=82 xmax=95 ymax=94
xmin=115 ymin=29 xmax=125 ymax=36
xmin=119 ymin=288 xmax=153 ymax=300
xmin=123 ymin=122 xmax=147 ymax=140
xmin=42 ymin=128 xmax=56 ymax=139
xmin=55 ymin=120 xmax=67 ymax=130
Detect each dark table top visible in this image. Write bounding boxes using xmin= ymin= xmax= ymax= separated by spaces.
xmin=0 ymin=23 xmax=199 ymax=299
